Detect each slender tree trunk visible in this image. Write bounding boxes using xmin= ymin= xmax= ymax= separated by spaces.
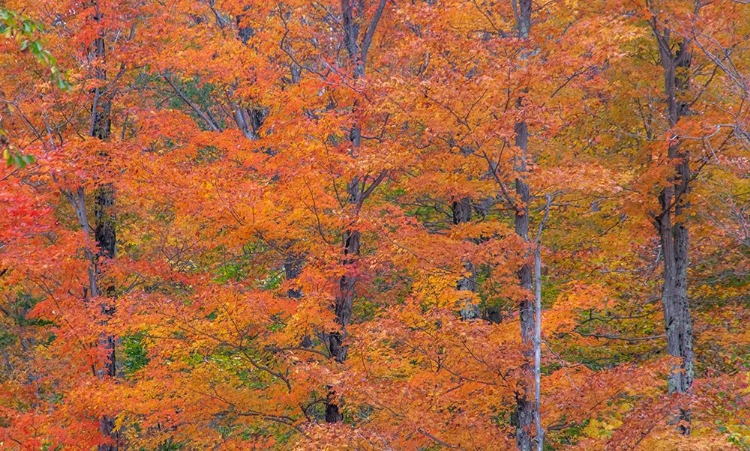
xmin=511 ymin=1 xmax=535 ymax=449
xmin=326 ymin=177 xmax=361 ymax=422
xmin=513 ymin=121 xmax=534 ymax=451
xmin=532 ymin=245 xmax=543 ymax=451
xmin=325 ymin=0 xmax=388 ymax=422
xmin=90 ymin=12 xmax=120 ymax=447
xmin=532 ymin=195 xmax=550 ymax=451
xmin=651 ymin=22 xmax=695 ymax=434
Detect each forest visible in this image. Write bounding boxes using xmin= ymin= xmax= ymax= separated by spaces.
xmin=0 ymin=0 xmax=748 ymax=449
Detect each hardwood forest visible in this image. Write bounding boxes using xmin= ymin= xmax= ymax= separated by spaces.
xmin=0 ymin=0 xmax=748 ymax=449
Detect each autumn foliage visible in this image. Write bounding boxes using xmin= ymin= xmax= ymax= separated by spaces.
xmin=1 ymin=0 xmax=749 ymax=449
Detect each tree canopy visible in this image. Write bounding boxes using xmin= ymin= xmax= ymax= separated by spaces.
xmin=0 ymin=0 xmax=748 ymax=449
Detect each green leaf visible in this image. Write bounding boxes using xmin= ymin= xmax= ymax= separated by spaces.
xmin=14 ymin=155 xmax=26 ymax=169
xmin=29 ymin=40 xmax=42 ymax=55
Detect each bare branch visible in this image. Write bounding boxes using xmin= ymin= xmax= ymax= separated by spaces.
xmin=163 ymin=74 xmax=222 ymax=132
xmin=360 ymin=0 xmax=388 ymax=69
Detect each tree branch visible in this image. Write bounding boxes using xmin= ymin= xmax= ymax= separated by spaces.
xmin=360 ymin=0 xmax=388 ymax=70
xmin=163 ymin=74 xmax=222 ymax=132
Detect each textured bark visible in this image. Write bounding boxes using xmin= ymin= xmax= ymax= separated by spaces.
xmin=95 ymin=187 xmax=116 ymax=260
xmin=90 ymin=16 xmax=120 ymax=449
xmin=514 ymin=120 xmax=534 ymax=451
xmin=652 ymin=21 xmax=695 ymax=435
xmin=453 ymin=198 xmax=479 ymax=320
xmin=90 ymin=38 xmax=111 ymax=140
xmin=91 ymin=31 xmax=118 ymax=380
xmin=512 ymin=1 xmax=535 ymax=449
xmin=325 ymin=389 xmax=343 ymax=423
xmin=326 ymin=178 xmax=362 ymax=366
xmin=233 ymin=103 xmax=268 ymax=140
xmin=284 ymin=253 xmax=304 ymax=299
xmin=533 ymin=245 xmax=543 ymax=451
xmin=325 ymin=0 xmax=388 ymax=422
xmin=452 ymin=197 xmax=472 ymax=225
xmin=236 ymin=10 xmax=254 ymax=45
xmin=324 ymin=0 xmax=361 ymax=422
xmin=532 ymin=196 xmax=551 ymax=451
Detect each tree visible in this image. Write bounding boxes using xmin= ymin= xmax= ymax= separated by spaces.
xmin=1 ymin=0 xmax=749 ymax=449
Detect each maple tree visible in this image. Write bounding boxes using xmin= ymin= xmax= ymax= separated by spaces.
xmin=1 ymin=0 xmax=749 ymax=450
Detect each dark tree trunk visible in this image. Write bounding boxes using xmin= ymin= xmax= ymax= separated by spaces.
xmin=651 ymin=22 xmax=695 ymax=435
xmin=325 ymin=179 xmax=362 ymax=419
xmin=231 ymin=12 xmax=269 ymax=140
xmin=91 ymin=32 xmax=117 ymax=382
xmin=325 ymin=390 xmax=343 ymax=423
xmin=91 ymin=18 xmax=120 ymax=449
xmin=512 ymin=1 xmax=535 ymax=450
xmin=284 ymin=253 xmax=304 ymax=299
xmin=324 ymin=0 xmax=363 ymax=422
xmin=95 ymin=187 xmax=116 ymax=260
xmin=325 ymin=0 xmax=388 ymax=422
xmin=452 ymin=197 xmax=472 ymax=225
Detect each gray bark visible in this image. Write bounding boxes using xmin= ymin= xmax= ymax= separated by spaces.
xmin=651 ymin=20 xmax=695 ymax=435
xmin=514 ymin=119 xmax=534 ymax=451
xmin=453 ymin=198 xmax=480 ymax=320
xmin=533 ymin=195 xmax=551 ymax=451
xmin=533 ymin=244 xmax=543 ymax=451
xmin=511 ymin=1 xmax=535 ymax=449
xmin=232 ymin=102 xmax=268 ymax=140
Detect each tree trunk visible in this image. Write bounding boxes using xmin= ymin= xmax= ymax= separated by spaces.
xmin=325 ymin=0 xmax=388 ymax=422
xmin=651 ymin=22 xmax=695 ymax=435
xmin=91 ymin=20 xmax=120 ymax=448
xmin=325 ymin=178 xmax=361 ymax=421
xmin=284 ymin=253 xmax=304 ymax=300
xmin=514 ymin=121 xmax=534 ymax=451
xmin=512 ymin=1 xmax=535 ymax=449
xmin=232 ymin=102 xmax=268 ymax=140
xmin=453 ymin=198 xmax=479 ymax=320
xmin=533 ymin=244 xmax=543 ymax=451
xmin=532 ymin=195 xmax=550 ymax=451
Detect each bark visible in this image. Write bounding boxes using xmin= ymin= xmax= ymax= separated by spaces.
xmin=453 ymin=198 xmax=479 ymax=320
xmin=61 ymin=188 xmax=99 ymax=299
xmin=232 ymin=103 xmax=268 ymax=140
xmin=533 ymin=245 xmax=543 ymax=451
xmin=514 ymin=119 xmax=534 ymax=451
xmin=533 ymin=195 xmax=551 ymax=451
xmin=284 ymin=253 xmax=304 ymax=299
xmin=328 ymin=178 xmax=363 ymax=361
xmin=91 ymin=32 xmax=117 ymax=380
xmin=95 ymin=186 xmax=116 ymax=260
xmin=236 ymin=12 xmax=254 ymax=45
xmin=512 ymin=1 xmax=535 ymax=449
xmin=91 ymin=15 xmax=120 ymax=448
xmin=229 ymin=12 xmax=270 ymax=141
xmin=452 ymin=197 xmax=472 ymax=225
xmin=325 ymin=0 xmax=388 ymax=423
xmin=652 ymin=21 xmax=695 ymax=435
